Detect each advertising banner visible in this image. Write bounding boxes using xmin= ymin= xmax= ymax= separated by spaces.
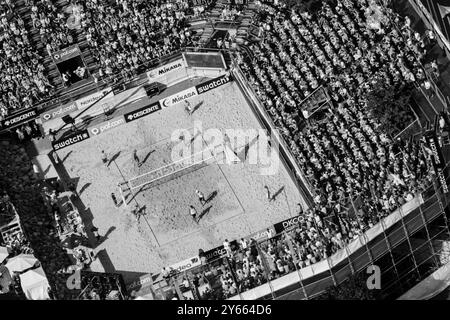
xmin=195 ymin=74 xmax=232 ymax=95
xmin=245 ymin=226 xmax=276 ymax=243
xmin=147 ymin=59 xmax=185 ymax=81
xmin=87 ymin=116 xmax=126 ymax=136
xmin=40 ymin=102 xmax=78 ymax=123
xmin=0 ymin=108 xmax=38 ymax=131
xmin=204 ymin=240 xmax=238 ymax=262
xmin=425 ymin=131 xmax=449 ymax=194
xmin=75 ymin=87 xmax=114 ymax=111
xmin=52 ymin=45 xmax=82 ymax=63
xmin=126 ymin=273 xmax=155 ymax=299
xmin=273 ymin=215 xmax=302 ymax=234
xmin=159 ymin=87 xmax=198 ymax=108
xmin=124 ymin=102 xmax=161 ymax=123
xmin=52 ymin=130 xmax=90 ymax=151
xmin=167 ymin=256 xmax=201 ymax=275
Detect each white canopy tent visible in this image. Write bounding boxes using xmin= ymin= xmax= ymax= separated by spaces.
xmin=0 ymin=246 xmax=9 ymax=263
xmin=5 ymin=254 xmax=39 ymax=275
xmin=19 ymin=266 xmax=51 ymax=300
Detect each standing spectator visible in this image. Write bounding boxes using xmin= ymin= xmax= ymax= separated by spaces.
xmin=90 ymin=226 xmax=101 ymax=242
xmin=49 ymin=129 xmax=56 ymax=143
xmin=16 ymin=128 xmax=25 ymax=142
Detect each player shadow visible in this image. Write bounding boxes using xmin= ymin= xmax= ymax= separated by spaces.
xmin=191 ymin=101 xmax=204 ymax=115
xmin=42 ymin=164 xmax=52 ymax=177
xmin=79 ymin=182 xmax=91 ymax=195
xmin=141 ymin=150 xmax=155 ymax=166
xmin=197 ymin=205 xmax=213 ymax=222
xmin=205 ymin=190 xmax=218 ymax=204
xmin=61 ymin=150 xmax=73 ymax=163
xmin=270 ymin=186 xmax=285 ymax=202
xmin=190 ymin=130 xmax=203 ymax=144
xmin=237 ymin=134 xmax=260 ymax=161
xmin=107 ymin=151 xmax=121 ymax=167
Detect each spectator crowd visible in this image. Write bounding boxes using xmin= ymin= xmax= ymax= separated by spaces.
xmin=157 ymin=0 xmax=439 ymax=300
xmin=0 ymin=0 xmax=55 ymax=122
xmin=76 ymin=0 xmax=194 ymax=81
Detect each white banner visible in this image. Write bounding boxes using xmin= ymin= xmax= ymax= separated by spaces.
xmin=75 ymin=87 xmax=114 ymax=110
xmin=159 ymin=87 xmax=198 ymax=108
xmin=147 ymin=59 xmax=185 ymax=81
xmin=167 ymin=255 xmax=201 ymax=274
xmin=87 ymin=116 xmax=125 ymax=136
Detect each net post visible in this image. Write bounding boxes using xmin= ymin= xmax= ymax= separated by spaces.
xmin=119 ymin=182 xmax=127 ymax=208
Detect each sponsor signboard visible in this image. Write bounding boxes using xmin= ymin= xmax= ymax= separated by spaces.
xmin=87 ymin=116 xmax=126 ymax=136
xmin=52 ymin=130 xmax=90 ymax=151
xmin=40 ymin=102 xmax=78 ymax=123
xmin=75 ymin=87 xmax=114 ymax=110
xmin=124 ymin=102 xmax=161 ymax=123
xmin=245 ymin=226 xmax=276 ymax=243
xmin=195 ymin=74 xmax=232 ymax=95
xmin=52 ymin=45 xmax=82 ymax=63
xmin=204 ymin=240 xmax=238 ymax=262
xmin=273 ymin=215 xmax=302 ymax=234
xmin=160 ymin=87 xmax=198 ymax=108
xmin=167 ymin=256 xmax=201 ymax=275
xmin=0 ymin=108 xmax=38 ymax=131
xmin=147 ymin=59 xmax=185 ymax=80
xmin=126 ymin=273 xmax=155 ymax=298
xmin=425 ymin=131 xmax=449 ymax=194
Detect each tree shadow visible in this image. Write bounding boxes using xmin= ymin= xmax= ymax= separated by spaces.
xmin=97 ymin=226 xmax=116 ymax=246
xmin=107 ymin=151 xmax=121 ymax=167
xmin=95 ymin=249 xmax=116 ymax=273
xmin=79 ymin=182 xmax=91 ymax=195
xmin=270 ymin=186 xmax=285 ymax=202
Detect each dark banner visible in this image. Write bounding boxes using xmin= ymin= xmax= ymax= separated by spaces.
xmin=0 ymin=107 xmax=38 ymax=131
xmin=52 ymin=130 xmax=90 ymax=151
xmin=195 ymin=74 xmax=232 ymax=95
xmin=204 ymin=240 xmax=238 ymax=262
xmin=273 ymin=215 xmax=302 ymax=234
xmin=124 ymin=102 xmax=161 ymax=123
xmin=425 ymin=131 xmax=449 ymax=194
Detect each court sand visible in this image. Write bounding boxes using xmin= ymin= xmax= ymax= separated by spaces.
xmin=57 ymin=79 xmax=308 ymax=282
